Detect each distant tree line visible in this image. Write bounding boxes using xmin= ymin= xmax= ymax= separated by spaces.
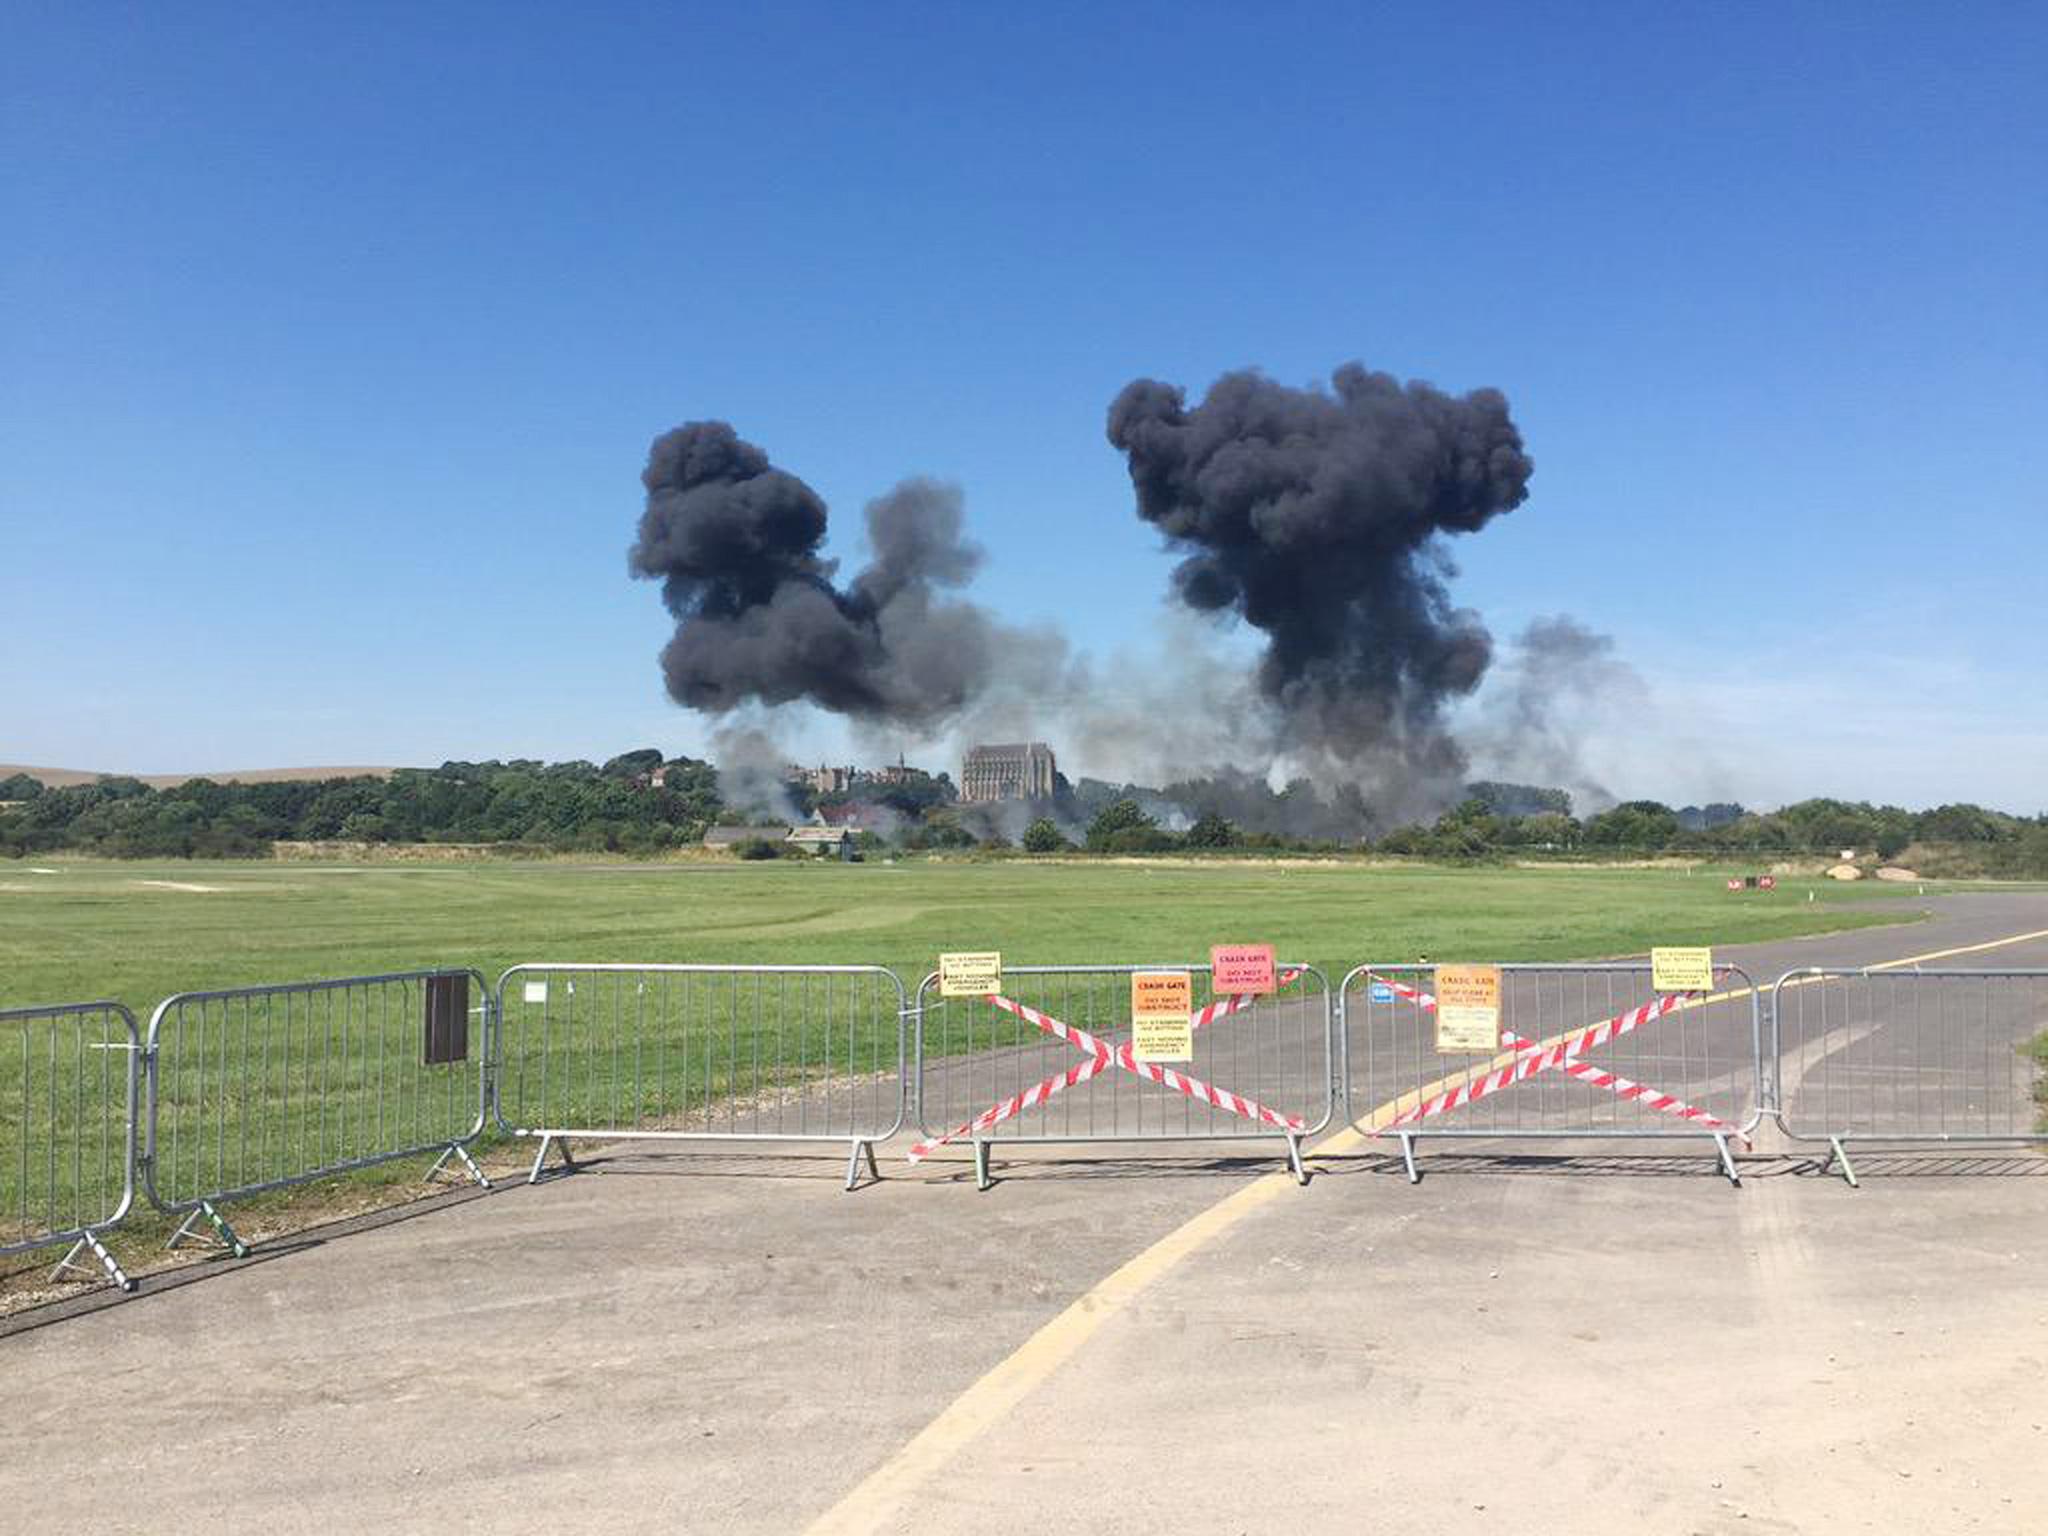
xmin=4 ymin=755 xmax=2043 ymax=875
xmin=1014 ymin=792 xmax=2047 ymax=874
xmin=0 ymin=752 xmax=722 ymax=857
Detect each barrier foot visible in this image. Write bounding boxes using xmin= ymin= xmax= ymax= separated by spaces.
xmin=1713 ymin=1132 xmax=1742 ymax=1188
xmin=1397 ymin=1131 xmax=1421 ymax=1185
xmin=528 ymin=1133 xmax=577 ymax=1185
xmin=425 ymin=1142 xmax=492 ymax=1191
xmin=1286 ymin=1132 xmax=1309 ymax=1187
xmin=53 ymin=1230 xmax=135 ymax=1293
xmin=973 ymin=1139 xmax=993 ymax=1193
xmin=1821 ymin=1136 xmax=1860 ymax=1189
xmin=167 ymin=1200 xmax=249 ymax=1259
xmin=844 ymin=1138 xmax=880 ymax=1192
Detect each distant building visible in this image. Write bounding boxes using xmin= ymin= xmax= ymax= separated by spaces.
xmin=786 ymin=763 xmax=856 ymax=797
xmin=960 ymin=742 xmax=1057 ymax=803
xmin=703 ymin=825 xmax=787 ymax=849
xmin=862 ymin=754 xmax=924 ymax=787
xmin=818 ymin=803 xmax=894 ymax=832
xmin=786 ymin=825 xmax=856 ymax=860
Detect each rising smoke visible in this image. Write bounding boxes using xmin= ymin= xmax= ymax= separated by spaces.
xmin=628 ymin=422 xmax=1001 ymax=729
xmin=631 ymin=367 xmax=1647 ymax=836
xmin=1105 ymin=363 xmax=1534 ymax=818
xmin=1471 ymin=616 xmax=1648 ymax=816
xmin=707 ymin=722 xmax=806 ymax=825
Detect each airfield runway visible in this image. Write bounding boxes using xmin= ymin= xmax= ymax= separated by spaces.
xmin=5 ymin=892 xmax=2046 ymax=1533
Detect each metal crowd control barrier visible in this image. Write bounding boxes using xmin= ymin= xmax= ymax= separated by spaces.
xmin=144 ymin=969 xmax=492 ymax=1253
xmin=2 ymin=1002 xmax=141 ymax=1291
xmin=1340 ymin=963 xmax=1763 ymax=1185
xmin=912 ymin=963 xmax=1334 ymax=1190
xmin=1766 ymin=968 xmax=2048 ymax=1185
xmin=492 ymin=964 xmax=909 ymax=1190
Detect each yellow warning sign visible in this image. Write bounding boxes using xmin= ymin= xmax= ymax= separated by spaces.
xmin=1433 ymin=963 xmax=1502 ymax=1053
xmin=938 ymin=951 xmax=1002 ymax=998
xmin=1130 ymin=970 xmax=1194 ymax=1062
xmin=1651 ymin=946 xmax=1714 ymax=992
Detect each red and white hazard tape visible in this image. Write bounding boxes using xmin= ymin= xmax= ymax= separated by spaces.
xmin=1498 ymin=1029 xmax=1737 ymax=1135
xmin=907 ymin=970 xmax=1304 ymax=1162
xmin=989 ymin=992 xmax=1305 ymax=1133
xmin=1361 ymin=972 xmax=1733 ymax=1135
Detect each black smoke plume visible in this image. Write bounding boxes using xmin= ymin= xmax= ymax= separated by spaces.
xmin=628 ymin=422 xmax=996 ymax=728
xmin=1106 ymin=363 xmax=1533 ymax=795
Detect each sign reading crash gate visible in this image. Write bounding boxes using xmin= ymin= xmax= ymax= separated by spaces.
xmin=1129 ymin=970 xmax=1195 ymax=1062
xmin=1209 ymin=943 xmax=1277 ymax=995
xmin=1433 ymin=964 xmax=1502 ymax=1053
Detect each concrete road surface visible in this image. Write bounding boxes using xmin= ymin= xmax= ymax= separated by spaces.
xmin=5 ymin=891 xmax=2046 ymax=1534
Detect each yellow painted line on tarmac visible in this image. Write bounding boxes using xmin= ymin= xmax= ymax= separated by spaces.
xmin=803 ymin=1171 xmax=1299 ymax=1535
xmin=1867 ymin=927 xmax=2048 ymax=970
xmin=801 ymin=922 xmax=2048 ymax=1534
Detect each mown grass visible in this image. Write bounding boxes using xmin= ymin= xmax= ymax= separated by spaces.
xmin=4 ymin=855 xmax=1926 ymax=1297
xmin=0 ymin=855 xmax=1927 ymax=1011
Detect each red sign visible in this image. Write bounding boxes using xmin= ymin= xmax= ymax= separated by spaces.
xmin=1726 ymin=878 xmax=1744 ymax=891
xmin=1209 ymin=943 xmax=1277 ymax=995
xmin=1758 ymin=874 xmax=1777 ymax=890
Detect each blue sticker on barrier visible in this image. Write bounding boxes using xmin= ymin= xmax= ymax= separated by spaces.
xmin=1368 ymin=983 xmax=1395 ymax=1004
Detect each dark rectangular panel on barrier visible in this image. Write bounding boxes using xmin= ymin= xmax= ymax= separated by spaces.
xmin=425 ymin=973 xmax=469 ymax=1065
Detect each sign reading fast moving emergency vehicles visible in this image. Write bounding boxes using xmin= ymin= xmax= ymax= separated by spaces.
xmin=938 ymin=951 xmax=1003 ymax=998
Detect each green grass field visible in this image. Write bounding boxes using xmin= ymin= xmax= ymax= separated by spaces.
xmin=5 ymin=855 xmax=1927 ymax=1279
xmin=0 ymin=855 xmax=1926 ymax=1012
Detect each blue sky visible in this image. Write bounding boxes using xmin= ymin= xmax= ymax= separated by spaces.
xmin=3 ymin=2 xmax=2043 ymax=810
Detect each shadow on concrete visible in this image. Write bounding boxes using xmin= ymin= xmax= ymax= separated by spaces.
xmin=907 ymin=1152 xmax=1303 ymax=1189
xmin=0 ymin=1181 xmax=506 ymax=1341
xmin=537 ymin=1149 xmax=884 ymax=1183
xmin=1312 ymin=1148 xmax=1768 ymax=1180
xmin=1793 ymin=1149 xmax=2048 ymax=1179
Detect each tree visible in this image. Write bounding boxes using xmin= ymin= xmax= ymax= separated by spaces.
xmin=1086 ymin=798 xmax=1155 ymax=851
xmin=1582 ymin=801 xmax=1680 ymax=849
xmin=1022 ymin=818 xmax=1067 ymax=853
xmin=338 ymin=812 xmax=389 ymax=843
xmin=1517 ymin=812 xmax=1579 ymax=849
xmin=1183 ymin=812 xmax=1239 ymax=849
xmin=601 ymin=748 xmax=665 ymax=779
xmin=1375 ymin=824 xmax=1431 ymax=855
xmin=0 ymin=773 xmax=44 ymax=801
xmin=1915 ymin=803 xmax=2010 ymax=843
xmin=905 ymin=811 xmax=976 ymax=850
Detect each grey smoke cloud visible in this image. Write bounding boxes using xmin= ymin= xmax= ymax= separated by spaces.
xmin=1472 ymin=615 xmax=1650 ymax=815
xmin=628 ymin=422 xmax=999 ymax=728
